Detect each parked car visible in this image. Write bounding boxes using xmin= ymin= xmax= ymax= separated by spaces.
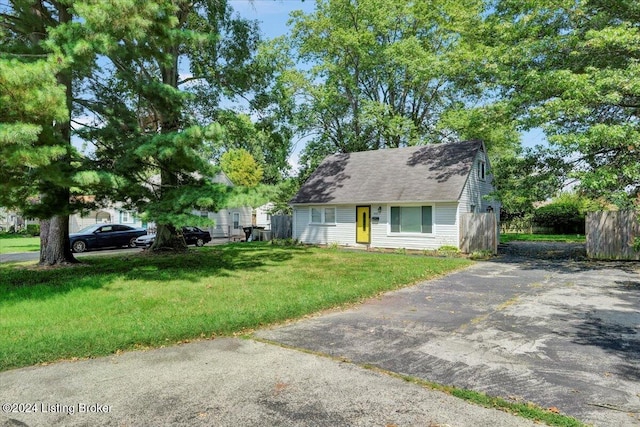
xmin=134 ymin=226 xmax=212 ymax=249
xmin=70 ymin=224 xmax=148 ymax=253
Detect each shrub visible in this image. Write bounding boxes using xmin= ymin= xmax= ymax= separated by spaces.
xmin=532 ymin=193 xmax=598 ymax=234
xmin=437 ymin=245 xmax=461 ymax=257
xmin=25 ymin=224 xmax=40 ymax=236
xmin=469 ymin=250 xmax=494 ymax=260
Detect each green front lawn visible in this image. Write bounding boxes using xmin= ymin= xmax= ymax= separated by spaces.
xmin=500 ymin=233 xmax=586 ymax=244
xmin=0 ymin=237 xmax=40 ymax=254
xmin=0 ymin=243 xmax=471 ymax=371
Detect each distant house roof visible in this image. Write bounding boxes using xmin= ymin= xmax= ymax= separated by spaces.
xmin=291 ymin=140 xmax=484 ymax=205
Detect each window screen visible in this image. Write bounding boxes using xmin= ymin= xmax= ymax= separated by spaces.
xmin=390 ymin=206 xmax=432 ymax=233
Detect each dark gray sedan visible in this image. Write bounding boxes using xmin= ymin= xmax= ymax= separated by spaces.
xmin=70 ymin=224 xmax=148 ymax=253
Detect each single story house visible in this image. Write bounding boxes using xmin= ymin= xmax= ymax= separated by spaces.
xmin=197 ymin=206 xmax=252 ymax=239
xmin=290 ymin=140 xmax=499 ymax=251
xmin=197 ymin=172 xmax=252 ymax=239
xmin=69 ymin=206 xmax=144 ymax=233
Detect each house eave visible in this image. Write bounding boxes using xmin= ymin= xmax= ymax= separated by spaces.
xmin=290 ymin=199 xmax=460 ymax=206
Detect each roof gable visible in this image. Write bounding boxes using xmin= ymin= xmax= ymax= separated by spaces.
xmin=291 ymin=140 xmax=483 ymax=205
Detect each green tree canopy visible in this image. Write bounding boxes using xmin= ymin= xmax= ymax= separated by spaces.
xmin=77 ymin=0 xmax=280 ymax=250
xmin=283 ymin=0 xmax=500 ymax=172
xmin=485 ymin=0 xmax=640 ymax=207
xmin=220 ymin=148 xmax=264 ymax=187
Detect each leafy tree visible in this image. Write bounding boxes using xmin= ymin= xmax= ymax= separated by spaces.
xmin=0 ymin=56 xmax=69 ymax=223
xmin=79 ymin=0 xmax=276 ymax=251
xmin=1 ymin=0 xmax=164 ymax=264
xmin=1 ymin=1 xmax=87 ymax=265
xmin=214 ymin=112 xmax=291 ymax=184
xmin=492 ymin=145 xmax=572 ymax=219
xmin=268 ymin=178 xmax=300 ymax=215
xmin=284 ymin=0 xmax=495 ymax=168
xmin=220 ymin=148 xmax=264 ymax=187
xmin=485 ymin=0 xmax=640 ymax=208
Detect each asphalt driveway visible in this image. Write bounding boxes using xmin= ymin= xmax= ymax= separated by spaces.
xmin=257 ymin=242 xmax=640 ymax=427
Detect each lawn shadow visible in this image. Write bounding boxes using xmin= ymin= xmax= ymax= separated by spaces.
xmin=0 ymin=243 xmax=309 ymax=305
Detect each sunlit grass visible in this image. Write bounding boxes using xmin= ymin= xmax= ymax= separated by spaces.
xmin=0 ymin=243 xmax=471 ymax=371
xmin=0 ymin=237 xmax=40 ymax=254
xmin=500 ymin=233 xmax=585 ymax=243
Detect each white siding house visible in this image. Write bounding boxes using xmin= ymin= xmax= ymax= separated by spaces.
xmin=254 ymin=203 xmax=274 ymax=229
xmin=290 ymin=140 xmax=499 ymax=251
xmin=197 ymin=207 xmax=252 ymax=238
xmin=69 ymin=207 xmax=144 ymax=233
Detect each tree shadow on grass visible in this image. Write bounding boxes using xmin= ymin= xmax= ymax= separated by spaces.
xmin=0 ymin=243 xmax=310 ymax=305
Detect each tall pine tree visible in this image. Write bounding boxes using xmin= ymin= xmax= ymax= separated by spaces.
xmin=79 ymin=0 xmax=270 ymax=250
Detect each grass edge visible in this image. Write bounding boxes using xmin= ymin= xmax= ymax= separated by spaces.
xmin=252 ymin=337 xmax=589 ymax=427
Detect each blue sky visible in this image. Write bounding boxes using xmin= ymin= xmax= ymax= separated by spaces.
xmin=230 ymin=0 xmax=315 ymax=39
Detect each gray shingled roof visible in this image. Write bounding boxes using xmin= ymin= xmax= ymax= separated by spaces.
xmin=291 ymin=140 xmax=483 ymax=205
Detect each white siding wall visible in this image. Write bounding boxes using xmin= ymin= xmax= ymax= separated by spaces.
xmin=69 ymin=208 xmax=144 ymax=233
xmin=293 ymin=205 xmax=354 ymax=244
xmin=457 ymin=149 xmax=501 ymax=237
xmin=255 ymin=203 xmax=273 ymax=229
xmin=203 ymin=207 xmax=252 ymax=238
xmin=294 ymin=202 xmax=460 ymax=250
xmin=458 ymin=149 xmax=500 ymax=215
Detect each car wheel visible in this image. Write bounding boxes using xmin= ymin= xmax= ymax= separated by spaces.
xmin=129 ymin=237 xmax=138 ymax=248
xmin=196 ymin=238 xmax=205 ymax=247
xmin=72 ymin=240 xmax=87 ymax=253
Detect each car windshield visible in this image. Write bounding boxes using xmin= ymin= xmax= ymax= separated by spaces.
xmin=75 ymin=225 xmax=102 ymax=234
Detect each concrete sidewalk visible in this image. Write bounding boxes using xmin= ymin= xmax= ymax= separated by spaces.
xmin=0 ymin=338 xmax=539 ymax=427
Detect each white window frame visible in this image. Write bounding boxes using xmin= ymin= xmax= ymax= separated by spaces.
xmin=477 ymin=160 xmax=486 ymax=181
xmin=387 ymin=204 xmax=435 ymax=236
xmin=309 ymin=206 xmax=336 ymax=225
xmin=121 ymin=211 xmax=132 ymax=223
xmin=232 ymin=212 xmax=240 ymax=229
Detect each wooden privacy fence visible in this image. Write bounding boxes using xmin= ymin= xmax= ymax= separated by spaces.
xmin=460 ymin=213 xmax=498 ymax=254
xmin=271 ymin=215 xmax=292 ymax=240
xmin=586 ymin=211 xmax=640 ymax=260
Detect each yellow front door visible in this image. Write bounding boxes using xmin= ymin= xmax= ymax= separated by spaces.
xmin=356 ymin=206 xmax=371 ymax=244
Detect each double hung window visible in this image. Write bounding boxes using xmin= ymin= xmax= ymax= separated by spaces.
xmin=311 ymin=207 xmax=336 ymax=224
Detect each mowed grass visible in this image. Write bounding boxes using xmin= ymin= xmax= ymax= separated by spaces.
xmin=500 ymin=233 xmax=586 ymax=243
xmin=0 ymin=243 xmax=471 ymax=371
xmin=0 ymin=237 xmax=40 ymax=254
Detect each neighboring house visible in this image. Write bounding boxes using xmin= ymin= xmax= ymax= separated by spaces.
xmin=69 ymin=206 xmax=145 ymax=233
xmin=290 ymin=140 xmax=499 ymax=251
xmin=254 ymin=203 xmax=274 ymax=229
xmin=0 ymin=207 xmax=38 ymax=232
xmin=196 ymin=206 xmax=252 ymax=239
xmin=197 ymin=172 xmax=252 ymax=239
xmin=69 ymin=172 xmax=252 ymax=237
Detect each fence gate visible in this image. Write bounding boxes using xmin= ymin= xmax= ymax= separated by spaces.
xmin=586 ymin=211 xmax=640 ymax=260
xmin=460 ymin=213 xmax=498 ymax=254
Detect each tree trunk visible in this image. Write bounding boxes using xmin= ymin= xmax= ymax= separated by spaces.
xmin=148 ymin=44 xmax=189 ymax=253
xmin=37 ymin=3 xmax=77 ymax=267
xmin=150 ymin=223 xmax=187 ymax=252
xmin=150 ymin=167 xmax=188 ymax=252
xmin=39 ymin=215 xmax=77 ymax=266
